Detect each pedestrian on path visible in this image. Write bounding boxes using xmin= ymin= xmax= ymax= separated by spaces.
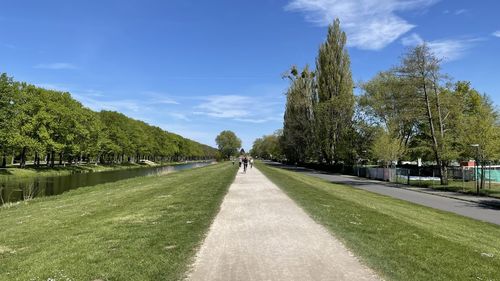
xmin=250 ymin=158 xmax=253 ymax=169
xmin=243 ymin=156 xmax=248 ymax=173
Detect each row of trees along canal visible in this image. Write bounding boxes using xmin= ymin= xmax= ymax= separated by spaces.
xmin=0 ymin=74 xmax=218 ymax=168
xmin=251 ymin=19 xmax=500 ymax=186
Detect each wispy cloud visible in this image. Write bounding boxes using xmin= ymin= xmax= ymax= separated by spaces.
xmin=141 ymin=91 xmax=179 ymax=105
xmin=493 ymin=31 xmax=500 ymax=38
xmin=0 ymin=43 xmax=16 ymax=49
xmin=34 ymin=62 xmax=78 ymax=70
xmin=454 ymin=9 xmax=467 ymax=15
xmin=194 ymin=94 xmax=283 ymax=123
xmin=401 ymin=33 xmax=480 ymax=62
xmin=34 ymin=83 xmax=70 ymax=92
xmin=285 ymin=0 xmax=440 ymax=50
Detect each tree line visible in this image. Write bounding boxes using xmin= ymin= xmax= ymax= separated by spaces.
xmin=251 ymin=19 xmax=500 ymax=185
xmin=0 ymin=73 xmax=217 ymax=168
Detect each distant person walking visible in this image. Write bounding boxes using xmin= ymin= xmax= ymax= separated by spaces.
xmin=243 ymin=156 xmax=248 ymax=173
xmin=250 ymin=158 xmax=253 ymax=169
xmin=239 ymin=157 xmax=242 ymax=168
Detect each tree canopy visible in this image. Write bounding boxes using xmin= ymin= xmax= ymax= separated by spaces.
xmin=0 ymin=73 xmax=217 ymax=167
xmin=252 ymin=18 xmax=500 ymax=187
xmin=215 ymin=130 xmax=241 ymax=159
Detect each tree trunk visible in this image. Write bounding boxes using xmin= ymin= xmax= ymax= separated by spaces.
xmin=433 ymin=79 xmax=448 ymax=185
xmin=46 ymin=152 xmax=51 ymax=167
xmin=51 ymin=151 xmax=55 ymax=167
xmin=1 ymin=153 xmax=6 ymax=168
xmin=20 ymin=147 xmax=27 ymax=168
xmin=421 ymin=74 xmax=443 ymax=185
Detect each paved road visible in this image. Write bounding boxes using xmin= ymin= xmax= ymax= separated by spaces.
xmin=271 ymin=164 xmax=500 ymax=226
xmin=187 ymin=166 xmax=380 ymax=281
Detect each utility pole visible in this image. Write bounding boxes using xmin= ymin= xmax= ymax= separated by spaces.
xmin=471 ymin=144 xmax=480 ymax=195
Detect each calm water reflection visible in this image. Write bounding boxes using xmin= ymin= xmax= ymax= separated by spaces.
xmin=0 ymin=162 xmax=214 ymax=204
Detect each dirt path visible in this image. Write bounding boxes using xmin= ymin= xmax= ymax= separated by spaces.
xmin=186 ymin=165 xmax=380 ymax=281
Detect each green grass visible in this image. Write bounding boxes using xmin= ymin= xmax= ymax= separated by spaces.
xmin=256 ymin=162 xmax=500 ymax=281
xmin=0 ymin=162 xmax=237 ymax=281
xmin=394 ymin=177 xmax=500 ymax=198
xmin=0 ymin=163 xmax=146 ymax=179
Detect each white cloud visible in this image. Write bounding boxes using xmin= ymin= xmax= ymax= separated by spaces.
xmin=454 ymin=9 xmax=467 ymax=15
xmin=196 ymin=95 xmax=251 ymax=118
xmin=34 ymin=62 xmax=78 ymax=70
xmin=194 ymin=94 xmax=283 ymax=123
xmin=401 ymin=32 xmax=424 ymax=46
xmin=168 ymin=112 xmax=190 ymax=121
xmin=34 ymin=83 xmax=70 ymax=92
xmin=401 ymin=33 xmax=479 ymax=62
xmin=285 ymin=0 xmax=440 ymax=50
xmin=0 ymin=43 xmax=16 ymax=49
xmin=493 ymin=31 xmax=500 ymax=38
xmin=141 ymin=91 xmax=179 ymax=105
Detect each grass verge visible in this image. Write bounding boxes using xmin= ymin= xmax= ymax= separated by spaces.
xmin=394 ymin=177 xmax=500 ymax=199
xmin=256 ymin=162 xmax=500 ymax=281
xmin=0 ymin=162 xmax=237 ymax=281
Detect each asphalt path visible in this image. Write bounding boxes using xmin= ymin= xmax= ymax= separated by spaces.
xmin=269 ymin=163 xmax=500 ymax=226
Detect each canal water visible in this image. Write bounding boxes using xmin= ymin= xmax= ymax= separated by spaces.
xmin=0 ymin=162 xmax=214 ymax=205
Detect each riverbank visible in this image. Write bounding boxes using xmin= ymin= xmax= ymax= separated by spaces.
xmin=0 ymin=162 xmax=237 ymax=280
xmin=0 ymin=161 xmax=211 ymax=180
xmin=256 ymin=162 xmax=500 ymax=281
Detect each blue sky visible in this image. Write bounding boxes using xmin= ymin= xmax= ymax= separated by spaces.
xmin=1 ymin=0 xmax=499 ymax=150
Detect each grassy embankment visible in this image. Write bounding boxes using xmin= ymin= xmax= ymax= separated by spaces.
xmin=0 ymin=162 xmax=237 ymax=281
xmin=256 ymin=162 xmax=500 ymax=281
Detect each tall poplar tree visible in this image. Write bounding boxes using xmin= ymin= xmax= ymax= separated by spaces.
xmin=315 ymin=19 xmax=355 ymax=164
xmin=282 ymin=65 xmax=315 ymax=163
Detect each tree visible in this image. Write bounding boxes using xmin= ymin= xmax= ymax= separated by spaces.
xmin=360 ymin=71 xmax=421 ymax=160
xmin=215 ymin=131 xmax=241 ymax=160
xmin=0 ymin=73 xmax=218 ymax=167
xmin=396 ymin=44 xmax=450 ymax=184
xmin=315 ymin=18 xmax=355 ymax=164
xmin=282 ymin=65 xmax=315 ymax=163
xmin=250 ymin=130 xmax=283 ymax=160
xmin=371 ymin=129 xmax=404 ymax=167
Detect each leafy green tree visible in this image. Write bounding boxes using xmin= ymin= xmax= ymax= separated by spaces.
xmin=371 ymin=129 xmax=404 ymax=167
xmin=0 ymin=73 xmax=218 ymax=167
xmin=315 ymin=19 xmax=355 ymax=164
xmin=360 ymin=71 xmax=421 ymax=160
xmin=251 ymin=130 xmax=283 ymax=160
xmin=282 ymin=66 xmax=315 ymax=163
xmin=397 ymin=44 xmax=452 ymax=184
xmin=215 ymin=130 xmax=241 ymax=160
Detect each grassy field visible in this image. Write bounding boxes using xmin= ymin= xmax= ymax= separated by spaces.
xmin=256 ymin=162 xmax=500 ymax=281
xmin=0 ymin=162 xmax=237 ymax=281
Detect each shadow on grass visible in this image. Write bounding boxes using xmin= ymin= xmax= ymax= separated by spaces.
xmin=0 ymin=169 xmax=13 ymax=175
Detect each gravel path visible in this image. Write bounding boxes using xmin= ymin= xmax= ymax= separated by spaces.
xmin=187 ymin=166 xmax=380 ymax=281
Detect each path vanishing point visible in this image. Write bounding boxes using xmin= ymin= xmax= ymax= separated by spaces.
xmin=187 ymin=165 xmax=380 ymax=281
